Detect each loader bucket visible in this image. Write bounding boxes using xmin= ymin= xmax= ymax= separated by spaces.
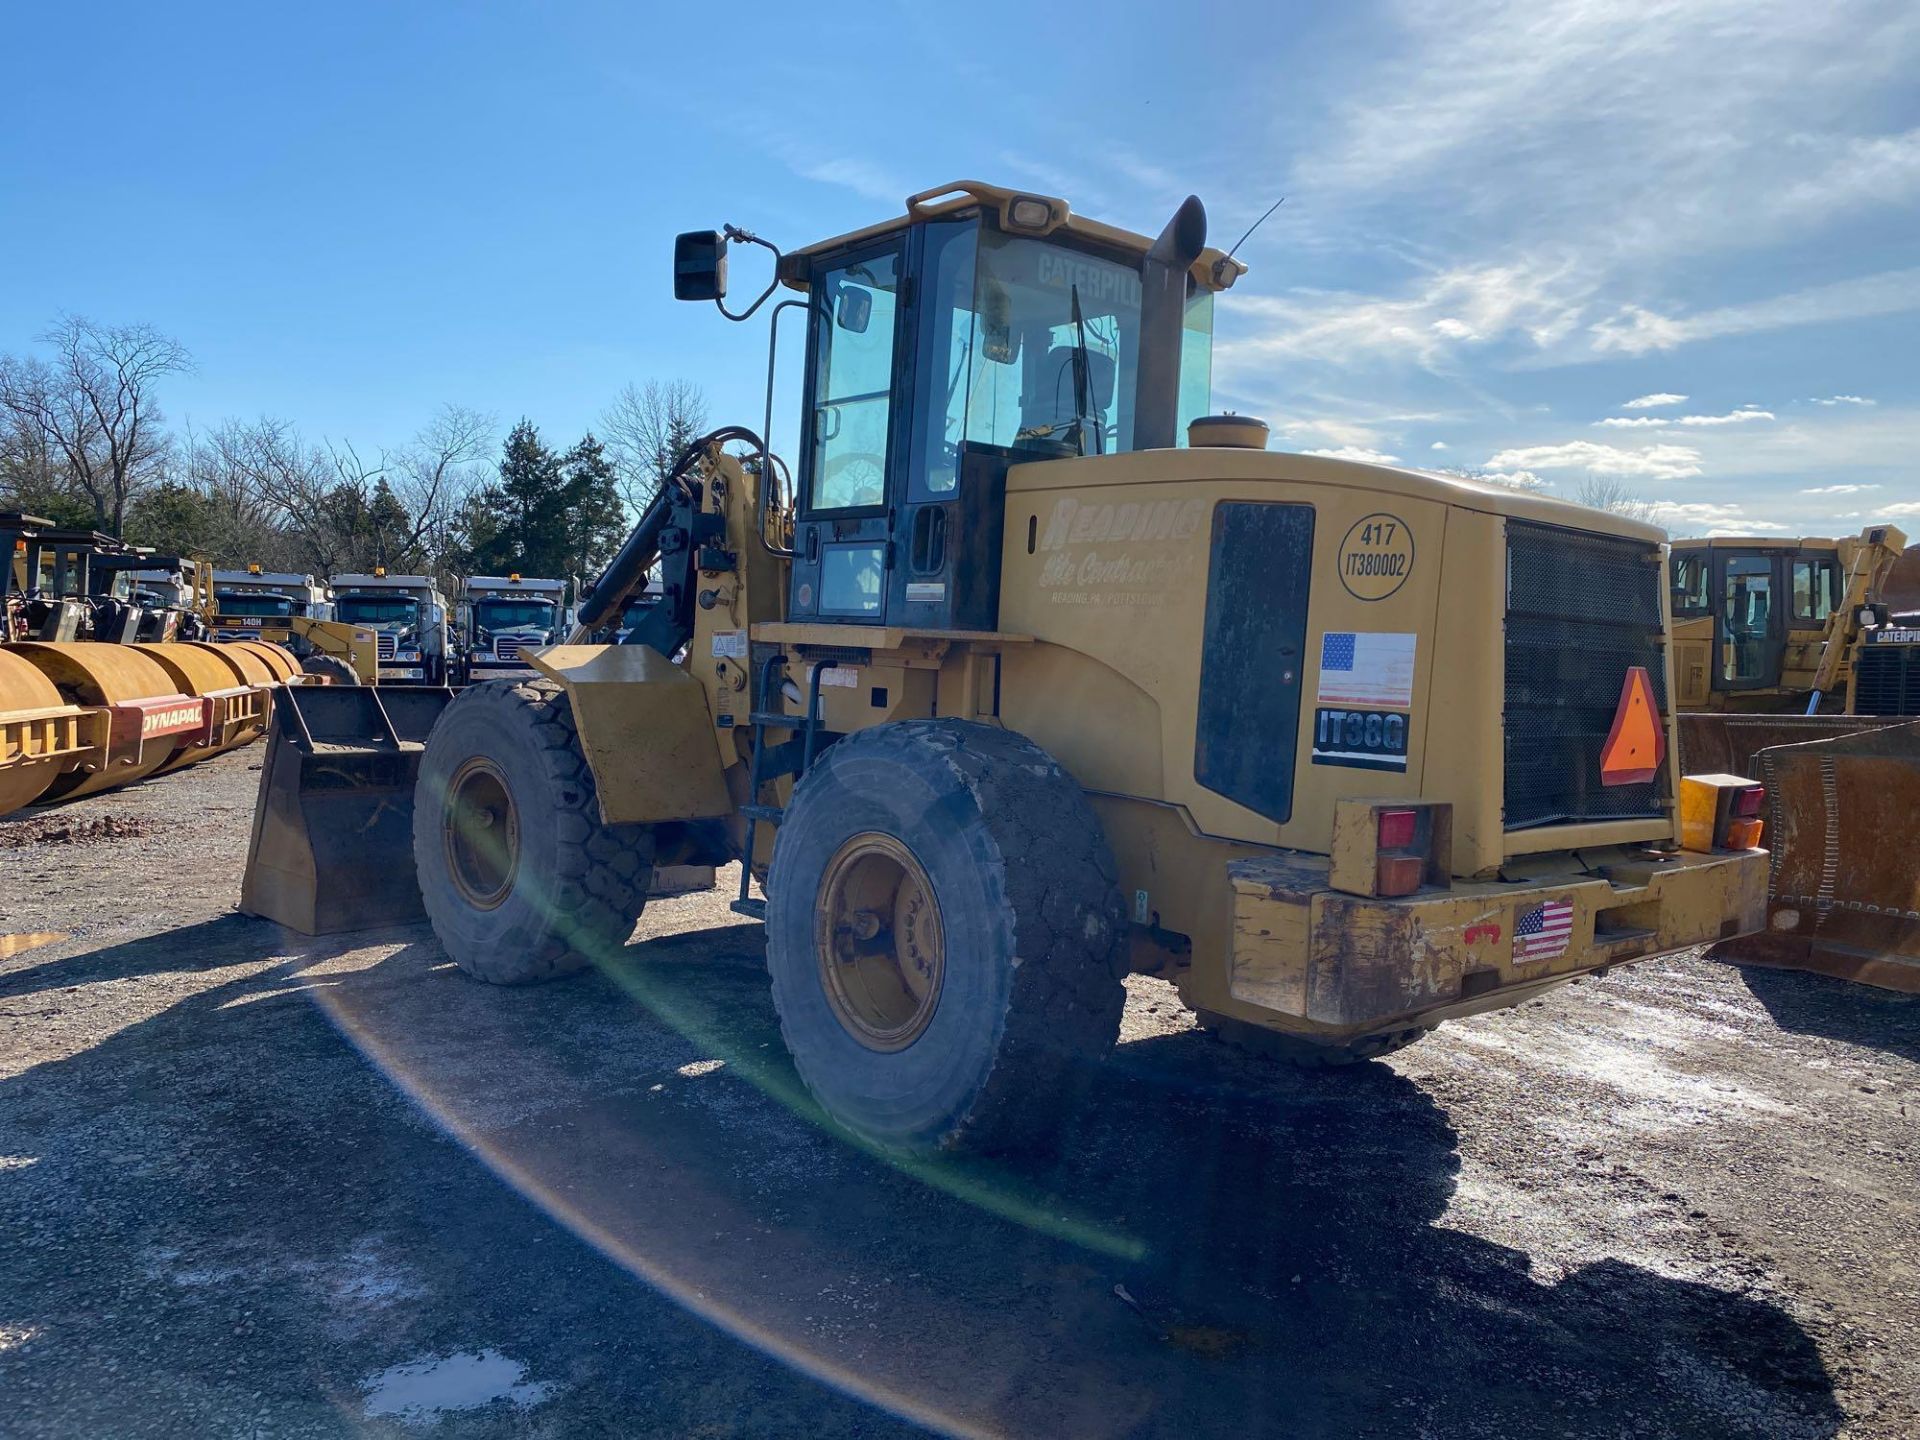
xmin=239 ymin=683 xmax=455 ymax=935
xmin=1712 ymin=719 xmax=1920 ymax=992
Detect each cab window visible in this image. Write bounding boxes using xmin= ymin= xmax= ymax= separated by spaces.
xmin=1792 ymin=556 xmax=1838 ymax=622
xmin=1670 ymin=551 xmax=1709 ymax=616
xmin=806 ymin=250 xmax=900 ymax=513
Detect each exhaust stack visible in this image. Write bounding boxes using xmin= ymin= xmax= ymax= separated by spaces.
xmin=1134 ymin=195 xmax=1208 ymax=451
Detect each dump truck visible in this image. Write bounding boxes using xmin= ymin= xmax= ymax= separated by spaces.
xmin=329 ymin=571 xmax=452 ymax=684
xmin=243 ymin=180 xmax=1769 ymax=1154
xmin=212 ymin=567 xmax=331 ymax=641
xmin=457 ymin=574 xmax=567 ymax=683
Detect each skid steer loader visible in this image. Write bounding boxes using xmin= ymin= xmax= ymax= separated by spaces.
xmin=245 ymin=180 xmax=1770 ymax=1153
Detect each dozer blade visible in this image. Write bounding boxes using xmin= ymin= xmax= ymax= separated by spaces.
xmin=1675 ymin=712 xmax=1908 ymax=776
xmin=240 ymin=684 xmax=454 ymax=935
xmin=1712 ymin=719 xmax=1920 ymax=992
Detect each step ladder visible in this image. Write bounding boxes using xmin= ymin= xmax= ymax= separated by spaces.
xmin=730 ymin=653 xmax=828 ymax=920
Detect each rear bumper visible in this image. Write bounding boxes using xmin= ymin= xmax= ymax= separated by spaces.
xmin=1227 ymin=847 xmax=1768 ymax=1035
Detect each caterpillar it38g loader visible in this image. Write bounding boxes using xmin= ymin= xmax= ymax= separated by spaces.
xmin=245 ymin=181 xmax=1770 ymax=1153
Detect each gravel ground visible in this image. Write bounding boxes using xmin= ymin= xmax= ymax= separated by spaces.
xmin=0 ymin=743 xmax=1914 ymax=1438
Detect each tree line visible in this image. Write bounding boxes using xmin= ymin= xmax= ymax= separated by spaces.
xmin=0 ymin=316 xmax=710 ymax=587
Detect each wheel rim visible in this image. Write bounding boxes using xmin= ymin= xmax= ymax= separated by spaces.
xmin=444 ymin=757 xmax=520 ymax=909
xmin=815 ymin=833 xmax=945 ymax=1051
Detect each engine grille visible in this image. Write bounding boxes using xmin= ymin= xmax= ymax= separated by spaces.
xmin=1505 ymin=522 xmax=1668 ymax=830
xmin=495 ymin=635 xmax=523 ymax=662
xmin=1854 ymin=642 xmax=1920 ymax=716
xmin=376 ymin=633 xmax=397 ymax=662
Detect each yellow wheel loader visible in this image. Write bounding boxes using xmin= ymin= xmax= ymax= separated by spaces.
xmin=244 ymin=181 xmax=1770 ymax=1153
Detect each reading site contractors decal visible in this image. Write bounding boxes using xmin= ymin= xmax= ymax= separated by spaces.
xmin=1338 ymin=513 xmax=1415 ymax=601
xmin=1312 ymin=631 xmax=1417 ymax=771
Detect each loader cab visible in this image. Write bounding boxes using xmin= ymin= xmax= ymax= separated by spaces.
xmin=774 ymin=195 xmax=1220 ymax=632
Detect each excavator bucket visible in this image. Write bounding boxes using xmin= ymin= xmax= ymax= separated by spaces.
xmin=1711 ymin=719 xmax=1920 ymax=992
xmin=239 ymin=683 xmax=454 ymax=935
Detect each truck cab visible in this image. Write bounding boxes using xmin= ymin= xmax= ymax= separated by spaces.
xmin=459 ymin=574 xmax=566 ymax=683
xmin=330 ymin=571 xmax=450 ymax=684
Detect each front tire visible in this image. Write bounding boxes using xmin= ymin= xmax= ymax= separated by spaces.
xmin=765 ymin=720 xmax=1127 ymax=1154
xmin=301 ymin=653 xmax=359 ymax=685
xmin=413 ymin=679 xmax=654 ymax=984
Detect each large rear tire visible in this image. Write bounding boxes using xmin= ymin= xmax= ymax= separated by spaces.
xmin=413 ymin=678 xmax=654 ymax=984
xmin=765 ymin=720 xmax=1128 ymax=1154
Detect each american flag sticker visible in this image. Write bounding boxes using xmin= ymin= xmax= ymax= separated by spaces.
xmin=1513 ymin=899 xmax=1575 ymax=962
xmin=1317 ymin=631 xmax=1417 ymax=708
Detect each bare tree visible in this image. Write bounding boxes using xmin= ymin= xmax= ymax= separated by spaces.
xmin=600 ymin=379 xmax=708 ymax=512
xmin=0 ymin=317 xmax=191 ymax=534
xmin=1575 ymin=475 xmax=1656 ymax=521
xmin=389 ymin=404 xmax=493 ymax=565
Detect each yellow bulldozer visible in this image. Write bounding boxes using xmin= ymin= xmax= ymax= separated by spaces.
xmin=243 ymin=180 xmax=1772 ymax=1153
xmin=1670 ymin=529 xmax=1920 ymax=992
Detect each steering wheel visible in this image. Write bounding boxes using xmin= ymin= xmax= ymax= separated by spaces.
xmin=820 ymin=451 xmax=887 ymax=508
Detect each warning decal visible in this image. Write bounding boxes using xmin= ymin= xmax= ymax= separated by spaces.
xmin=1316 ymin=632 xmax=1417 ymax=709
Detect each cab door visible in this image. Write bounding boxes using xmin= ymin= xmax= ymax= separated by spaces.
xmin=1711 ymin=551 xmax=1786 ymax=690
xmin=786 ymin=242 xmax=910 ymax=626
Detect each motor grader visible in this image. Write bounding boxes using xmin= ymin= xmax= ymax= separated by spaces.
xmin=244 ymin=181 xmax=1771 ymax=1154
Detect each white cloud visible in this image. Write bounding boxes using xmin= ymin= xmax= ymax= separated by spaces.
xmin=1589 ymin=267 xmax=1920 ymax=355
xmin=1881 ymin=501 xmax=1920 ymax=517
xmin=1643 ymin=500 xmax=1791 ymax=535
xmin=1802 ymin=483 xmax=1879 ymax=494
xmin=1597 ymin=406 xmax=1776 ymax=428
xmin=1811 ymin=394 xmax=1875 ymax=406
xmin=1623 ymin=393 xmax=1688 ymax=409
xmin=1486 ymin=440 xmax=1705 ymax=480
xmin=1430 ymin=441 xmax=1448 ymax=450
xmin=779 ymin=152 xmax=904 ymax=205
xmin=1431 ymin=317 xmax=1476 ymax=339
xmin=1305 ymin=445 xmax=1403 ymax=465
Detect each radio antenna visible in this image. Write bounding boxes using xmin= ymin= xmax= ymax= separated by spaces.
xmin=1224 ymin=195 xmax=1287 ymax=261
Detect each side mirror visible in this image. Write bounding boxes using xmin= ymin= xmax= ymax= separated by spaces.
xmin=835 ymin=284 xmax=873 ymax=335
xmin=674 ymin=231 xmax=729 ymax=302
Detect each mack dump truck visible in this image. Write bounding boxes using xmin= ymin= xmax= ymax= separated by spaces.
xmin=329 ymin=571 xmax=452 ymax=684
xmin=457 ymin=574 xmax=567 ymax=684
xmin=244 ymin=181 xmax=1770 ymax=1154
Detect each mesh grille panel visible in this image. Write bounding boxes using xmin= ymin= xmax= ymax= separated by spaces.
xmin=1505 ymin=523 xmax=1668 ymax=829
xmin=1854 ymin=644 xmax=1920 ymax=716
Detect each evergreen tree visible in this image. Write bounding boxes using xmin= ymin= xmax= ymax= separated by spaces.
xmin=557 ymin=432 xmax=628 ymax=580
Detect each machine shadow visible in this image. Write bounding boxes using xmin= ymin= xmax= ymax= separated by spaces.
xmin=0 ymin=912 xmax=1845 ymax=1437
xmin=0 ymin=912 xmax=332 ymax=1003
xmin=384 ymin=921 xmax=1844 ymax=1439
xmin=1734 ymin=962 xmax=1920 ymax=1064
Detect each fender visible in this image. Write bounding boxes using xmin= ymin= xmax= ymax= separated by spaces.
xmin=527 ymin=644 xmax=734 ymax=824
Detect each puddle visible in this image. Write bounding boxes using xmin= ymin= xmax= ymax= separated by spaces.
xmin=0 ymin=932 xmax=68 ymax=959
xmin=361 ymin=1350 xmax=554 ymax=1423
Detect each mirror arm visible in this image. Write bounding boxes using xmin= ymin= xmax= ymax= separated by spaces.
xmin=716 ymin=227 xmax=784 ymax=322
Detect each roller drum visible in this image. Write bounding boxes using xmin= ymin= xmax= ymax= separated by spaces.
xmin=6 ymin=643 xmax=197 ymax=801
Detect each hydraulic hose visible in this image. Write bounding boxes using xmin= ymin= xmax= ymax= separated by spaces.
xmin=571 ymin=425 xmax=768 ymax=634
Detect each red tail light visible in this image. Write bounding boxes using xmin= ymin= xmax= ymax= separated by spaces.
xmin=1732 ymin=785 xmax=1765 ymax=818
xmin=1377 ymin=808 xmax=1418 ymax=850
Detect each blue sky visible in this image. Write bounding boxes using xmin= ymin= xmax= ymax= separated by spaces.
xmin=3 ymin=0 xmax=1915 ymax=536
